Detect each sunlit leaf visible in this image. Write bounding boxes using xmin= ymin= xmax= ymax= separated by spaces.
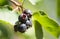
xmin=32 ymin=11 xmax=60 ymax=39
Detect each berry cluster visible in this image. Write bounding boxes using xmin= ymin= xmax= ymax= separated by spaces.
xmin=14 ymin=9 xmax=32 ymax=33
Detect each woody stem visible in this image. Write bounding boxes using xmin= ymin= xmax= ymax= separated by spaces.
xmin=10 ymin=0 xmax=24 ymax=12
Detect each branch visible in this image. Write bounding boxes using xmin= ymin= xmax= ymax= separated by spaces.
xmin=10 ymin=0 xmax=24 ymax=12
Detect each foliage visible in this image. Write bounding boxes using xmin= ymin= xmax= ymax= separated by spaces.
xmin=0 ymin=0 xmax=60 ymax=39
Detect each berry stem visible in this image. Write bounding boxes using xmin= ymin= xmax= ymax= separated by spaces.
xmin=10 ymin=0 xmax=24 ymax=12
xmin=10 ymin=0 xmax=22 ymax=6
xmin=11 ymin=6 xmax=18 ymax=12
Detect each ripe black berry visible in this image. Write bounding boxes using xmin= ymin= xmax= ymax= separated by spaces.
xmin=18 ymin=23 xmax=27 ymax=33
xmin=18 ymin=14 xmax=28 ymax=23
xmin=23 ymin=9 xmax=32 ymax=18
xmin=27 ymin=14 xmax=32 ymax=18
xmin=15 ymin=9 xmax=32 ymax=33
xmin=23 ymin=9 xmax=31 ymax=14
xmin=26 ymin=20 xmax=32 ymax=29
xmin=14 ymin=25 xmax=18 ymax=32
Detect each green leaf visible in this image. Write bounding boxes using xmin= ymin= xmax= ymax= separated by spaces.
xmin=32 ymin=11 xmax=60 ymax=39
xmin=23 ymin=0 xmax=44 ymax=12
xmin=0 ymin=20 xmax=13 ymax=39
xmin=57 ymin=0 xmax=60 ymax=17
xmin=57 ymin=0 xmax=60 ymax=24
xmin=0 ymin=0 xmax=9 ymax=6
xmin=33 ymin=20 xmax=43 ymax=39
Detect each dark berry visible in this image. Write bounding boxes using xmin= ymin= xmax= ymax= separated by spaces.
xmin=18 ymin=14 xmax=28 ymax=23
xmin=23 ymin=9 xmax=32 ymax=15
xmin=26 ymin=20 xmax=32 ymax=29
xmin=18 ymin=23 xmax=27 ymax=33
xmin=15 ymin=21 xmax=21 ymax=25
xmin=14 ymin=25 xmax=18 ymax=32
xmin=27 ymin=14 xmax=32 ymax=18
xmin=23 ymin=9 xmax=32 ymax=18
xmin=22 ymin=14 xmax=27 ymax=20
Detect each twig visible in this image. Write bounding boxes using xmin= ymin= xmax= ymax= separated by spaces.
xmin=10 ymin=0 xmax=24 ymax=12
xmin=10 ymin=0 xmax=22 ymax=6
xmin=11 ymin=6 xmax=18 ymax=13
